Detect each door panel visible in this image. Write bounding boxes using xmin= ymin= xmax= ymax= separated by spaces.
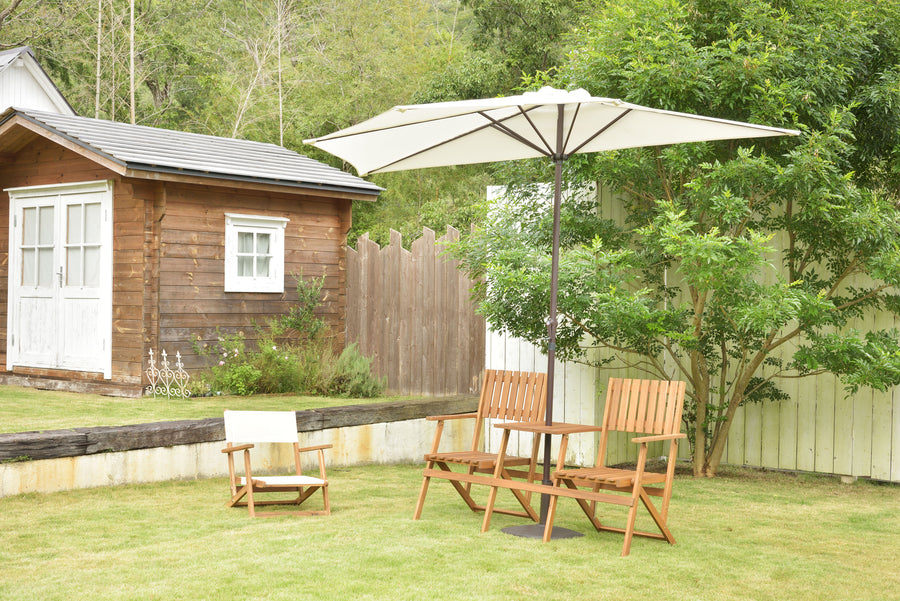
xmin=16 ymin=296 xmax=57 ymax=365
xmin=6 ymin=181 xmax=113 ymax=377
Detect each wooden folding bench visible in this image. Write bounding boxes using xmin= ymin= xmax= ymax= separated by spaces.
xmin=222 ymin=410 xmax=331 ymax=517
xmin=413 ymin=369 xmax=547 ymax=522
xmin=543 ymin=378 xmax=687 ymax=555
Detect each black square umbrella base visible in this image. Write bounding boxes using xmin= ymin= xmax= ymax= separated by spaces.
xmin=502 ymin=523 xmax=583 ymax=539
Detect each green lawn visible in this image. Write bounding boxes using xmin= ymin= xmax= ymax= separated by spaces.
xmin=0 ymin=385 xmax=403 ymax=433
xmin=2 ymin=387 xmax=899 ymax=599
xmin=1 ymin=464 xmax=898 ymax=600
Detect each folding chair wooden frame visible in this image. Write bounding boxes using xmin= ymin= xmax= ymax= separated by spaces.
xmin=543 ymin=378 xmax=687 ymax=555
xmin=222 ymin=410 xmax=331 ymax=517
xmin=413 ymin=369 xmax=547 ymax=522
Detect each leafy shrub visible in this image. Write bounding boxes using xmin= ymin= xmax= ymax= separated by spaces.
xmin=322 ymin=343 xmax=386 ymax=398
xmin=191 ymin=273 xmax=384 ymax=398
xmin=222 ymin=364 xmax=263 ymax=396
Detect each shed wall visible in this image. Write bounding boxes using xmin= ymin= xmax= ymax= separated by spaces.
xmin=153 ymin=182 xmax=351 ymax=374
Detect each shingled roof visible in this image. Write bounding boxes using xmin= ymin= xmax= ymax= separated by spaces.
xmin=0 ymin=107 xmax=381 ymax=198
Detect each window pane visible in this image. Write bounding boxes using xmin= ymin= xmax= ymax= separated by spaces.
xmin=237 ymin=232 xmax=254 ymax=254
xmin=83 ymin=246 xmax=100 ymax=287
xmin=84 ymin=203 xmax=101 ymax=244
xmin=67 ymin=248 xmax=83 ymax=287
xmin=67 ymin=204 xmax=83 ymax=244
xmin=256 ymin=233 xmax=270 ymax=254
xmin=37 ymin=248 xmax=54 ymax=288
xmin=256 ymin=256 xmax=270 ymax=277
xmin=22 ymin=249 xmax=35 ymax=286
xmin=237 ymin=256 xmax=253 ymax=277
xmin=38 ymin=206 xmax=54 ymax=245
xmin=22 ymin=208 xmax=36 ymax=245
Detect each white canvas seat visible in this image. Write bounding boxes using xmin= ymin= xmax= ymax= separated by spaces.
xmin=222 ymin=410 xmax=331 ymax=517
xmin=237 ymin=475 xmax=325 ymax=486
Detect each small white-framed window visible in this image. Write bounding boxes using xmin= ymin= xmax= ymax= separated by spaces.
xmin=224 ymin=213 xmax=289 ymax=293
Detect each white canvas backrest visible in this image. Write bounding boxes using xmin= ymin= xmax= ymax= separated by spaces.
xmin=224 ymin=410 xmax=298 ymax=444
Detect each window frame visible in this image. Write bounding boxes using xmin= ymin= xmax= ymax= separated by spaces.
xmin=224 ymin=213 xmax=289 ymax=293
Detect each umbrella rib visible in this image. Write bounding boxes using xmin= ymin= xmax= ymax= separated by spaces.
xmin=365 ymin=106 xmax=552 ymax=173
xmin=566 ymin=108 xmax=633 ymax=156
xmin=559 ymin=103 xmax=582 ymax=157
xmin=478 ymin=108 xmax=554 ymax=157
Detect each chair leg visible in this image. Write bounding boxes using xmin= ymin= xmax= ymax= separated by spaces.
xmin=482 ymin=429 xmax=512 ymax=533
xmin=542 ymin=489 xmax=560 ymax=542
xmin=413 ymin=461 xmax=434 ymax=520
xmin=621 ymin=501 xmax=639 ymax=556
xmin=322 ymin=485 xmax=331 ymax=516
xmin=481 ymin=483 xmax=500 ymax=532
xmin=639 ymin=488 xmax=675 ymax=544
xmin=242 ymin=450 xmax=257 ymax=518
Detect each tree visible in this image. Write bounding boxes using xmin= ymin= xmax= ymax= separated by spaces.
xmin=451 ymin=0 xmax=900 ymax=477
xmin=415 ymin=0 xmax=585 ymax=101
xmin=0 ymin=0 xmax=25 ymax=35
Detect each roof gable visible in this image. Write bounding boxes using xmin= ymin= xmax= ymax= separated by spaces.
xmin=0 ymin=108 xmax=381 ymax=199
xmin=0 ymin=47 xmax=76 ymax=116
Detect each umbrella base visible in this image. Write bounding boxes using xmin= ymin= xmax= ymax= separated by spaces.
xmin=501 ymin=523 xmax=583 ymax=540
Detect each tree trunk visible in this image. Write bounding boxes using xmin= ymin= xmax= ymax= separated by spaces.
xmin=129 ymin=0 xmax=135 ymax=124
xmin=691 ymin=355 xmax=708 ymax=477
xmin=95 ymin=0 xmax=103 ymax=118
xmin=700 ymin=352 xmax=769 ymax=477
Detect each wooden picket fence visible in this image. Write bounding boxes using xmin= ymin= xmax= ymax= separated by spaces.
xmin=345 ymin=227 xmax=485 ymax=396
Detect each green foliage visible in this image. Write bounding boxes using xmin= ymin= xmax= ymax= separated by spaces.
xmin=452 ymin=0 xmax=900 ymax=476
xmin=277 ymin=273 xmax=328 ymax=341
xmin=7 ymin=0 xmax=548 ymax=261
xmin=323 ymin=343 xmax=386 ymax=398
xmin=193 ymin=328 xmax=384 ymax=398
xmin=349 ymin=165 xmax=492 ymax=247
xmin=192 ymin=273 xmax=383 ymax=398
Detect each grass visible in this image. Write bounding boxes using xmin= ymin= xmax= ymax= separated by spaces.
xmin=1 ymin=464 xmax=898 ymax=600
xmin=2 ymin=388 xmax=898 ymax=599
xmin=0 ymin=385 xmax=407 ymax=433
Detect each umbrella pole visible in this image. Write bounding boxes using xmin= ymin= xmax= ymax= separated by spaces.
xmin=502 ymin=150 xmax=582 ymax=540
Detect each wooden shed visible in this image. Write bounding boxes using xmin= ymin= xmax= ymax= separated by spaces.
xmin=0 ymin=107 xmax=381 ymax=396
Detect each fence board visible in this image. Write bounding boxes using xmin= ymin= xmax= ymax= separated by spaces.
xmin=346 ymin=227 xmax=485 ymax=396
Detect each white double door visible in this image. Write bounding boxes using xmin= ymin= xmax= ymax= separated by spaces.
xmin=7 ymin=181 xmax=113 ymax=377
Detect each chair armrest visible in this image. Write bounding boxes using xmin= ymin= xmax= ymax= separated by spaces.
xmin=222 ymin=443 xmax=254 ymax=453
xmin=298 ymin=444 xmax=333 ymax=453
xmin=426 ymin=412 xmax=477 ymax=421
xmin=631 ymin=433 xmax=687 ymax=444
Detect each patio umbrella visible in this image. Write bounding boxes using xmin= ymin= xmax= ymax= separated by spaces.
xmin=305 ymin=86 xmax=798 ymax=538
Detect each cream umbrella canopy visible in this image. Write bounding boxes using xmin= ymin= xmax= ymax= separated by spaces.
xmin=305 ymin=86 xmax=798 ymax=537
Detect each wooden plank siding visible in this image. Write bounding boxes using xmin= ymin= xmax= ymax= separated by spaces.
xmin=153 ymin=183 xmax=351 ymax=373
xmin=345 ymin=227 xmax=485 ymax=396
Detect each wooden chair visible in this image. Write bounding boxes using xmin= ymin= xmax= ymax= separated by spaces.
xmin=413 ymin=369 xmax=547 ymax=521
xmin=543 ymin=378 xmax=687 ymax=555
xmin=222 ymin=410 xmax=331 ymax=517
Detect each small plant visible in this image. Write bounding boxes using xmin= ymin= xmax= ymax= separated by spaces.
xmin=322 ymin=343 xmax=386 ymax=398
xmin=278 ymin=272 xmax=328 ymax=342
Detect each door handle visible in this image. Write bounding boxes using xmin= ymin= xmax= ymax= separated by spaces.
xmin=58 ymin=267 xmax=63 ymax=287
